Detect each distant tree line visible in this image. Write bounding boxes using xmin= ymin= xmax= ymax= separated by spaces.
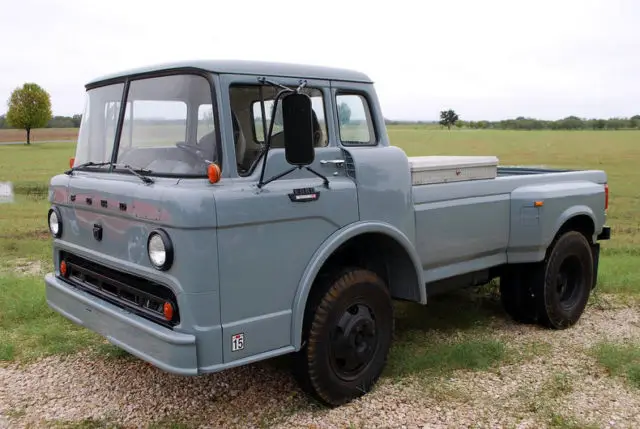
xmin=0 ymin=113 xmax=81 ymax=129
xmin=386 ymin=115 xmax=640 ymax=130
xmin=458 ymin=115 xmax=640 ymax=130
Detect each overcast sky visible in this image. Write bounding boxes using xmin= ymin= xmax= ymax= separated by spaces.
xmin=1 ymin=0 xmax=638 ymax=121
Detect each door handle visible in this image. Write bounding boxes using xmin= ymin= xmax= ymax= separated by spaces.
xmin=320 ymin=159 xmax=344 ymax=167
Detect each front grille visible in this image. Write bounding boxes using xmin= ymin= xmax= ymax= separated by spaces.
xmin=59 ymin=251 xmax=179 ymax=328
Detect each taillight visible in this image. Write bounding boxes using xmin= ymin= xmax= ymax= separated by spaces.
xmin=604 ymin=183 xmax=609 ymax=211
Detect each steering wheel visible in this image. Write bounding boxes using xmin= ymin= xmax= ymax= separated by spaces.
xmin=176 ymin=142 xmax=209 ymax=163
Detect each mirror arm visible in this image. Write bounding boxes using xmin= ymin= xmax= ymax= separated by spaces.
xmin=258 ymin=166 xmax=297 ymax=188
xmin=296 ymin=80 xmax=307 ymax=93
xmin=258 ymin=85 xmax=269 ymax=150
xmin=258 ymin=165 xmax=329 ymax=190
xmin=258 ymin=77 xmax=292 ymax=92
xmin=304 ymin=166 xmax=330 ymax=189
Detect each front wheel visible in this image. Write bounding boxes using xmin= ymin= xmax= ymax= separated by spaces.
xmin=293 ymin=268 xmax=394 ymax=406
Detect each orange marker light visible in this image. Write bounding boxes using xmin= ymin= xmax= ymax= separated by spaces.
xmin=163 ymin=302 xmax=174 ymax=321
xmin=69 ymin=157 xmax=75 ymax=168
xmin=534 ymin=201 xmax=544 ymax=207
xmin=60 ymin=260 xmax=68 ymax=277
xmin=207 ymin=163 xmax=221 ymax=184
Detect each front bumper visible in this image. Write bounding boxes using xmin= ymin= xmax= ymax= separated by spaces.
xmin=45 ymin=273 xmax=198 ymax=375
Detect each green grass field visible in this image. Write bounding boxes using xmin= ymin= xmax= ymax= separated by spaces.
xmin=1 ymin=127 xmax=639 ymax=377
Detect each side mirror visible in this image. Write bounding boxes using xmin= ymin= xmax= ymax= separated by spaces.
xmin=281 ymin=93 xmax=314 ymax=166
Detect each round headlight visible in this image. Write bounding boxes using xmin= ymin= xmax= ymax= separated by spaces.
xmin=147 ymin=229 xmax=173 ymax=270
xmin=48 ymin=207 xmax=62 ymax=238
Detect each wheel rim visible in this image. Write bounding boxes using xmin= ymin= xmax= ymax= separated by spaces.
xmin=555 ymin=255 xmax=584 ymax=311
xmin=329 ymin=302 xmax=378 ymax=381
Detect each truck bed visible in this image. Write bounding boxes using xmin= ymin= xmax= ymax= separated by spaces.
xmin=410 ymin=161 xmax=607 ymax=288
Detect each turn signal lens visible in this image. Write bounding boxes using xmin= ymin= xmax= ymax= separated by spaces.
xmin=69 ymin=157 xmax=75 ymax=168
xmin=207 ymin=163 xmax=221 ymax=184
xmin=163 ymin=302 xmax=174 ymax=321
xmin=60 ymin=260 xmax=68 ymax=277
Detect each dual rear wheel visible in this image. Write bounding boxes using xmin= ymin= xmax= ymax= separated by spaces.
xmin=500 ymin=230 xmax=595 ymax=329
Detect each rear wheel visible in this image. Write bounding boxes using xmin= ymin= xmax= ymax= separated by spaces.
xmin=500 ymin=230 xmax=594 ymax=329
xmin=293 ymin=268 xmax=393 ymax=406
xmin=533 ymin=231 xmax=594 ymax=329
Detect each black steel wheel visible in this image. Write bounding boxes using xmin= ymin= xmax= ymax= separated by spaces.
xmin=293 ymin=268 xmax=393 ymax=406
xmin=534 ymin=231 xmax=594 ymax=329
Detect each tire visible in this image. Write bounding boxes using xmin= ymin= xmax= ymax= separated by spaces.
xmin=532 ymin=231 xmax=594 ymax=329
xmin=292 ymin=268 xmax=394 ymax=406
xmin=499 ymin=265 xmax=537 ymax=324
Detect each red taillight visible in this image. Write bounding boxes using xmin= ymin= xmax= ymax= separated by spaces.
xmin=604 ymin=183 xmax=609 ymax=211
xmin=60 ymin=260 xmax=68 ymax=277
xmin=69 ymin=157 xmax=75 ymax=168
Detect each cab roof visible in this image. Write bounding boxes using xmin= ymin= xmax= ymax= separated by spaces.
xmin=85 ymin=59 xmax=373 ymax=88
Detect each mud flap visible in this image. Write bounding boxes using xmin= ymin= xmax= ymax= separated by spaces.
xmin=591 ymin=242 xmax=600 ymax=290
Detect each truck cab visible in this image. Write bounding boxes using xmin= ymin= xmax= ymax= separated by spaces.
xmin=45 ymin=60 xmax=610 ymax=407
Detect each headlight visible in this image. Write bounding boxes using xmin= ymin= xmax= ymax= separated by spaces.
xmin=147 ymin=229 xmax=173 ymax=270
xmin=48 ymin=207 xmax=62 ymax=238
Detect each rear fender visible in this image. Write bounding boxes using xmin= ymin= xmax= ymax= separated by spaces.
xmin=508 ymin=181 xmax=604 ymax=263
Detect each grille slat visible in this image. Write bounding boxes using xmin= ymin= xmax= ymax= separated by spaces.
xmin=59 ymin=251 xmax=179 ymax=328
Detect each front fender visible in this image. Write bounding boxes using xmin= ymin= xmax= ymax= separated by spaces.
xmin=290 ymin=221 xmax=424 ymax=350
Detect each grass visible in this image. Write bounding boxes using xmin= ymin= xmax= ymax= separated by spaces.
xmin=0 ymin=275 xmax=102 ymax=362
xmin=0 ymin=127 xmax=638 ymax=370
xmin=592 ymin=341 xmax=640 ymax=389
xmin=48 ymin=417 xmax=125 ymax=429
xmin=387 ymin=335 xmax=506 ymax=377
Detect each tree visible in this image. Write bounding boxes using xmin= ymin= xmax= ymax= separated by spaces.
xmin=439 ymin=109 xmax=459 ymax=130
xmin=338 ymin=102 xmax=351 ymax=125
xmin=6 ymin=83 xmax=52 ymax=144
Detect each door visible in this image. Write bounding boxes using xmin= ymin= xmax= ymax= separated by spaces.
xmin=213 ymin=75 xmax=359 ymax=363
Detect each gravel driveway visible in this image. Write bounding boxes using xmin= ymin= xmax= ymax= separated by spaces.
xmin=1 ymin=304 xmax=640 ymax=428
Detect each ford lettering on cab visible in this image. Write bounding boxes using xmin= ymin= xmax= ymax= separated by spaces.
xmin=45 ymin=60 xmax=611 ymax=406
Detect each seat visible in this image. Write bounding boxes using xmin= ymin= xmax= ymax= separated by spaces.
xmin=197 ymin=111 xmax=246 ymax=166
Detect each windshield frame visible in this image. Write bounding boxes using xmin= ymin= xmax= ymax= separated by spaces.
xmin=78 ymin=67 xmax=222 ymax=178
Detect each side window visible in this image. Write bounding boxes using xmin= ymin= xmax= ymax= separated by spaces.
xmin=336 ymin=94 xmax=375 ymax=145
xmin=252 ymin=100 xmax=282 ymax=141
xmin=250 ymin=91 xmax=327 ymax=147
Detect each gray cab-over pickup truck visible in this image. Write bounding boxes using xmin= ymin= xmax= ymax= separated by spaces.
xmin=45 ymin=60 xmax=611 ymax=406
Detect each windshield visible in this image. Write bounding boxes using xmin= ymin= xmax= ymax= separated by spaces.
xmin=74 ymin=74 xmax=217 ymax=176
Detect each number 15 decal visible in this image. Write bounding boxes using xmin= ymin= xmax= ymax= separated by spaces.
xmin=231 ymin=333 xmax=244 ymax=352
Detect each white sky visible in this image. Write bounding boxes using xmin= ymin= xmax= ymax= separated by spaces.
xmin=1 ymin=0 xmax=638 ymax=121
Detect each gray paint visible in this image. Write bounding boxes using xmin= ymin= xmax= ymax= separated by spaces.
xmin=45 ymin=62 xmax=609 ymax=376
xmin=86 ymin=59 xmax=373 ymax=88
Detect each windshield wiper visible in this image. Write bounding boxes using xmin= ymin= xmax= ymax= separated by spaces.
xmin=64 ymin=161 xmax=113 ymax=175
xmin=115 ymin=164 xmax=154 ymax=184
xmin=64 ymin=161 xmax=153 ymax=184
